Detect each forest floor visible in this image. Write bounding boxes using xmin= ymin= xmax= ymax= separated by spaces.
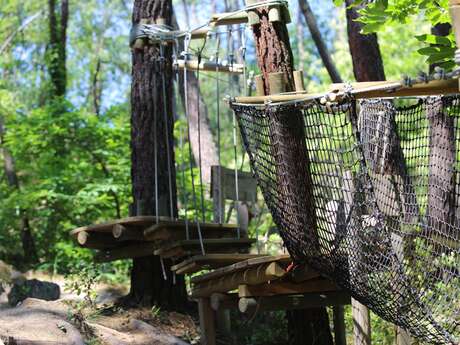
xmin=0 ymin=271 xmax=199 ymax=345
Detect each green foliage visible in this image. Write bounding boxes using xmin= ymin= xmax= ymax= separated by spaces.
xmin=334 ymin=0 xmax=456 ymax=70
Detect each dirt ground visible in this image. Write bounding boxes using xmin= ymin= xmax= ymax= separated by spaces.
xmin=0 ymin=271 xmax=200 ymax=345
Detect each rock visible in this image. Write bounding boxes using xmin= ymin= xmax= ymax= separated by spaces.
xmin=0 ymin=299 xmax=84 ymax=345
xmin=8 ymin=279 xmax=60 ymax=306
xmin=0 ymin=261 xmax=25 ymax=286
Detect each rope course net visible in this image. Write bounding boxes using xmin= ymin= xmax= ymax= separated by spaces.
xmin=232 ymin=95 xmax=460 ymax=344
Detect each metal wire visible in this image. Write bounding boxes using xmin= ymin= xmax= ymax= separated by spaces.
xmin=182 ymin=34 xmax=205 ymax=255
xmin=159 ymin=43 xmax=175 ymax=219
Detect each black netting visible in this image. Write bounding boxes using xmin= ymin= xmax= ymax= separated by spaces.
xmin=232 ymin=96 xmax=460 ymax=344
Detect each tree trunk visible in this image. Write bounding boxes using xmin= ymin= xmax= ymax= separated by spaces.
xmin=298 ymin=0 xmax=343 ymax=83
xmin=345 ymin=0 xmax=385 ymax=81
xmin=248 ymin=7 xmax=333 ymax=344
xmin=128 ymin=0 xmax=188 ymax=310
xmin=0 ymin=118 xmax=38 ymax=265
xmin=47 ymin=0 xmax=68 ymax=97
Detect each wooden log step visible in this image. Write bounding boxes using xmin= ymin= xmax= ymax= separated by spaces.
xmin=238 ymin=277 xmax=340 ymax=298
xmin=238 ymin=291 xmax=351 ymax=313
xmin=75 ymin=231 xmax=118 ymax=249
xmin=153 ymin=238 xmax=256 ymax=259
xmin=95 ymin=243 xmax=156 ymax=262
xmin=70 ymin=216 xmax=167 ymax=236
xmin=191 ymin=261 xmax=286 ymax=298
xmin=190 ymin=255 xmax=290 ymax=285
xmin=144 ymin=221 xmax=240 ymax=242
xmin=171 ymin=254 xmax=267 ymax=275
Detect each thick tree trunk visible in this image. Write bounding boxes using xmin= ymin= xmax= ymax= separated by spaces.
xmin=48 ymin=0 xmax=68 ymax=97
xmin=128 ymin=0 xmax=188 ymax=310
xmin=298 ymin=0 xmax=342 ymax=83
xmin=248 ymin=7 xmax=333 ymax=344
xmin=0 ymin=118 xmax=38 ymax=265
xmin=345 ymin=0 xmax=385 ymax=82
xmin=426 ymin=98 xmax=456 ymax=250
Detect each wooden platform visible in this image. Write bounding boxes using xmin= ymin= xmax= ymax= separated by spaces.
xmin=69 ymin=216 xmax=251 ymax=261
xmin=170 ymin=254 xmax=268 ymax=274
xmin=154 ymin=238 xmax=256 ymax=259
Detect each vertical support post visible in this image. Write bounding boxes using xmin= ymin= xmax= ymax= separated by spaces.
xmin=198 ymin=298 xmax=216 ymax=345
xmin=395 ymin=327 xmax=417 ymax=345
xmin=449 ymin=0 xmax=460 ymax=90
xmin=255 ymin=75 xmax=265 ymax=96
xmin=352 ymin=299 xmax=371 ymax=345
xmin=268 ymin=72 xmax=286 ymax=94
xmin=293 ymin=70 xmax=306 ymax=92
xmin=333 ymin=305 xmax=347 ymax=345
xmin=211 ymin=166 xmax=225 ymax=224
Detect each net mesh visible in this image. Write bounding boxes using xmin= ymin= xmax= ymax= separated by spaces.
xmin=232 ymin=95 xmax=460 ymax=344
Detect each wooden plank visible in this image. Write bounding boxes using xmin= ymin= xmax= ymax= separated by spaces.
xmin=176 ymin=60 xmax=244 ymax=74
xmin=70 ymin=216 xmax=167 ymax=236
xmin=210 ymin=166 xmax=257 ymax=203
xmin=233 ymin=79 xmax=459 ymax=104
xmin=171 ymin=254 xmax=266 ymax=274
xmin=175 ymin=262 xmax=199 ymax=275
xmin=198 ymin=298 xmax=216 ymax=345
xmin=76 ymin=231 xmax=118 ymax=249
xmin=143 ymin=221 xmax=238 ymax=241
xmin=210 ymin=11 xmax=248 ymax=26
xmin=154 ymin=238 xmax=255 ymax=257
xmin=237 ymin=278 xmax=339 ymax=297
xmin=191 ymin=255 xmax=290 ymax=284
xmin=112 ymin=224 xmax=145 ymax=241
xmin=191 ymin=262 xmax=286 ymax=298
xmin=352 ymin=299 xmax=371 ymax=345
xmin=95 ymin=243 xmax=156 ymax=262
xmin=238 ymin=291 xmax=350 ymax=313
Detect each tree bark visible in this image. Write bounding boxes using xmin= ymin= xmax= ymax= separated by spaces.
xmin=128 ymin=0 xmax=188 ymax=310
xmin=248 ymin=7 xmax=332 ymax=344
xmin=298 ymin=0 xmax=343 ymax=83
xmin=345 ymin=0 xmax=385 ymax=81
xmin=47 ymin=0 xmax=68 ymax=97
xmin=0 ymin=118 xmax=38 ymax=265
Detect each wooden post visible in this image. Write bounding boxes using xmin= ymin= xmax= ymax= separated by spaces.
xmin=268 ymin=72 xmax=286 ymax=94
xmin=395 ymin=327 xmax=417 ymax=345
xmin=198 ymin=298 xmax=216 ymax=345
xmin=352 ymin=299 xmax=371 ymax=345
xmin=293 ymin=70 xmax=306 ymax=92
xmin=255 ymin=75 xmax=265 ymax=96
xmin=333 ymin=306 xmax=347 ymax=345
